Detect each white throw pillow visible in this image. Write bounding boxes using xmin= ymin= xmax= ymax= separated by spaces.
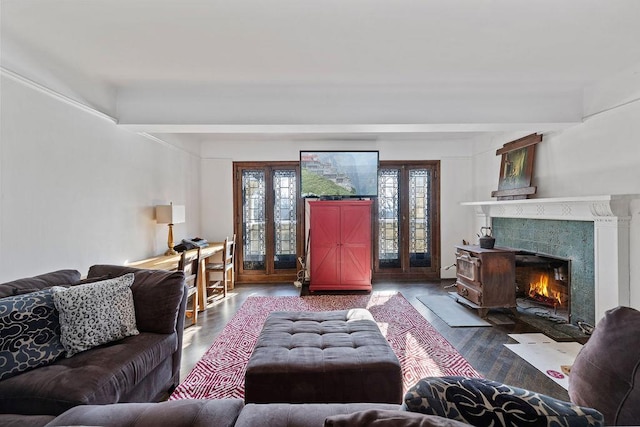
xmin=52 ymin=273 xmax=139 ymax=357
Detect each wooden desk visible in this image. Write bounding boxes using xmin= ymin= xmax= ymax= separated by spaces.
xmin=127 ymin=242 xmax=224 ymax=312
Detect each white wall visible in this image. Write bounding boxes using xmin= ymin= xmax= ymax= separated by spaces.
xmin=0 ymin=75 xmax=201 ymax=282
xmin=470 ymin=97 xmax=640 ymax=309
xmin=200 ymin=138 xmax=474 ymax=278
xmin=471 ymin=67 xmax=640 ymax=202
xmin=200 ymin=158 xmax=234 ymax=242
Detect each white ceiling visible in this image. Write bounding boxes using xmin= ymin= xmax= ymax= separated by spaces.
xmin=3 ymin=0 xmax=640 ymax=142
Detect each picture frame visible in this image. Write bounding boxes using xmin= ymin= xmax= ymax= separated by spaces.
xmin=491 ymin=133 xmax=542 ymax=200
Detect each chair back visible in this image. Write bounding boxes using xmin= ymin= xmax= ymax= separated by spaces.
xmin=224 ymin=234 xmax=236 ymax=272
xmin=205 ymin=235 xmax=235 ymax=299
xmin=178 ymin=247 xmax=201 ymax=290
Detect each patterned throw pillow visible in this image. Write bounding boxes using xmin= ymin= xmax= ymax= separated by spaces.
xmin=52 ymin=273 xmax=139 ymax=357
xmin=0 ymin=288 xmax=65 ymax=380
xmin=404 ymin=376 xmax=604 ymax=427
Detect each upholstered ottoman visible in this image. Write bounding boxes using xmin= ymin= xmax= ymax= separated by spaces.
xmin=244 ymin=309 xmax=403 ymax=404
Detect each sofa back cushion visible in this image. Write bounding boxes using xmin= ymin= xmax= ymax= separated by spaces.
xmin=47 ymin=399 xmax=244 ymax=427
xmin=0 ymin=270 xmax=81 ymax=298
xmin=324 ymin=409 xmax=469 ymax=426
xmin=0 ymin=289 xmax=65 ymax=380
xmin=569 ymin=306 xmax=640 ymax=426
xmin=86 ymin=265 xmax=185 ymax=334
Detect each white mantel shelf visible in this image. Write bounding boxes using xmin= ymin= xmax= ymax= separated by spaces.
xmin=461 ymin=194 xmax=640 ymax=222
xmin=461 ymin=194 xmax=640 ymax=322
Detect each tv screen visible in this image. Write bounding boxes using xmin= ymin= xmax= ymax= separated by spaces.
xmin=300 ymin=151 xmax=379 ymax=198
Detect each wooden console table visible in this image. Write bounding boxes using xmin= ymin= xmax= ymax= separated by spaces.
xmin=127 ymin=242 xmax=224 ymax=312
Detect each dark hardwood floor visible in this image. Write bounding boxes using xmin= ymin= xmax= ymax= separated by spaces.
xmin=180 ymin=279 xmax=570 ymax=401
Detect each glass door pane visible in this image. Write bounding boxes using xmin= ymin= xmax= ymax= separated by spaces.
xmin=409 ymin=168 xmax=431 ymax=267
xmin=378 ymin=168 xmax=400 ymax=268
xmin=242 ymin=170 xmax=266 ymax=270
xmin=273 ymin=169 xmax=297 ymax=269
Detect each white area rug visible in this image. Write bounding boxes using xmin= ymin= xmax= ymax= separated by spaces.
xmin=504 ymin=333 xmax=583 ymax=390
xmin=416 ymin=294 xmax=491 ymax=327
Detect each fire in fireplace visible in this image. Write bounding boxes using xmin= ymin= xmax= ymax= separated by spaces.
xmin=515 ymin=251 xmax=571 ymax=322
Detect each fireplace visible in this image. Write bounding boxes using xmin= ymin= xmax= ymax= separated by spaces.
xmin=515 ymin=251 xmax=571 ymax=322
xmin=461 ymin=194 xmax=639 ymax=324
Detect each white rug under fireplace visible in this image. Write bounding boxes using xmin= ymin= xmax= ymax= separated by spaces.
xmin=504 ymin=333 xmax=583 ymax=391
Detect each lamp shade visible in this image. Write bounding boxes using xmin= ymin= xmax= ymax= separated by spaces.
xmin=156 ymin=204 xmax=185 ymax=224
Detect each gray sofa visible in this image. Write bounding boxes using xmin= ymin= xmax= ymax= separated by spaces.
xmin=0 ymin=265 xmax=188 ymax=417
xmin=0 ymin=377 xmax=605 ymax=427
xmin=3 ymin=265 xmax=635 ymax=426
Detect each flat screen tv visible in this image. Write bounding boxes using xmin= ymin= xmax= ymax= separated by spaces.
xmin=300 ymin=150 xmax=379 ymax=198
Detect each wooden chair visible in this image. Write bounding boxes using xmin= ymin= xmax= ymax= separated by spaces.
xmin=178 ymin=247 xmax=201 ymax=327
xmin=205 ymin=235 xmax=235 ymax=300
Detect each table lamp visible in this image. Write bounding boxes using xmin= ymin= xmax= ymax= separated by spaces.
xmin=156 ymin=202 xmax=186 ymax=255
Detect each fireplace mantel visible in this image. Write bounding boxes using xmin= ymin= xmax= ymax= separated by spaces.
xmin=461 ymin=194 xmax=640 ymax=222
xmin=461 ymin=194 xmax=640 ymax=322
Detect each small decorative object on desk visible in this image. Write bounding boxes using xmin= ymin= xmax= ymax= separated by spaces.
xmin=174 ymin=237 xmax=209 ymax=252
xmin=478 ymin=227 xmax=495 ymax=249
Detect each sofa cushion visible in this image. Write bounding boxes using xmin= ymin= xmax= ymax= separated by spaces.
xmin=405 ymin=376 xmax=604 ymax=427
xmin=87 ymin=265 xmax=185 ymax=334
xmin=0 ymin=331 xmax=177 ymax=415
xmin=46 ymin=399 xmax=244 ymax=427
xmin=324 ymin=409 xmax=469 ymax=427
xmin=52 ymin=273 xmax=139 ymax=357
xmin=0 ymin=289 xmax=65 ymax=380
xmin=0 ymin=413 xmax=56 ymax=427
xmin=569 ymin=306 xmax=640 ymax=426
xmin=0 ymin=270 xmax=81 ymax=299
xmin=235 ymin=403 xmax=402 ymax=427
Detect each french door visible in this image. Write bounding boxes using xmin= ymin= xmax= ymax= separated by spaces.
xmin=234 ymin=162 xmax=303 ymax=283
xmin=374 ymin=161 xmax=440 ymax=280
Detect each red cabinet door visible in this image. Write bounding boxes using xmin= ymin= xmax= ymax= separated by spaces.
xmin=309 ymin=200 xmax=372 ymax=290
xmin=309 ymin=204 xmax=340 ymax=285
xmin=340 ymin=203 xmax=372 ymax=286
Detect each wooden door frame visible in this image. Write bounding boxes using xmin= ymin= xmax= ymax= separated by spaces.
xmin=233 ymin=161 xmax=303 ymax=284
xmin=373 ymin=160 xmax=441 ymax=281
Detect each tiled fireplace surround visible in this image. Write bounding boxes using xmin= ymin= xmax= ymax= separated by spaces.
xmin=462 ymin=195 xmax=640 ymax=325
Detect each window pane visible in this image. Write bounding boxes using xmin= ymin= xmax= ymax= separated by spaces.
xmin=242 ymin=170 xmax=266 ymax=270
xmin=409 ymin=169 xmax=431 ymax=267
xmin=273 ymin=170 xmax=297 ymax=269
xmin=378 ymin=168 xmax=400 ymax=268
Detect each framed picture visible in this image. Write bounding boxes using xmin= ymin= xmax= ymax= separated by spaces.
xmin=491 ymin=134 xmax=541 ymax=200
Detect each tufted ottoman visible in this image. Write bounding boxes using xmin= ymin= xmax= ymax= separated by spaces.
xmin=244 ymin=309 xmax=403 ymax=404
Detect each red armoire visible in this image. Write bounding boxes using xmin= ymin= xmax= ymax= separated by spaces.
xmin=309 ymin=200 xmax=372 ymax=291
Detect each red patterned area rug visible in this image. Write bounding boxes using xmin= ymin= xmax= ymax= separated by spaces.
xmin=169 ymin=292 xmax=481 ymax=400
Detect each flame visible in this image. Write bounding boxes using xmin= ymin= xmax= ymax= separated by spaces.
xmin=529 ymin=274 xmax=562 ymax=305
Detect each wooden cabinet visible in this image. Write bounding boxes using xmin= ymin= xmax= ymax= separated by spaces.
xmin=309 ymin=200 xmax=372 ymax=291
xmin=454 ymin=245 xmax=516 ymax=317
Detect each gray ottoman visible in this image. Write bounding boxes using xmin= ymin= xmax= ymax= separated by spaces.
xmin=244 ymin=309 xmax=403 ymax=404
